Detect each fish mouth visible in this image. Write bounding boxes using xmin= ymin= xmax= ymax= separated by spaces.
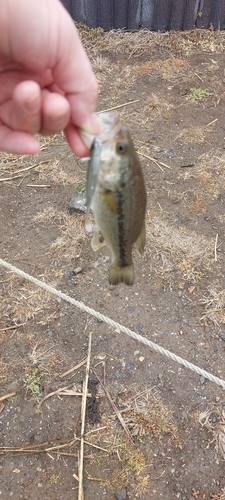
xmin=97 ymin=112 xmax=120 ymax=142
xmin=80 ymin=112 xmax=120 ymax=150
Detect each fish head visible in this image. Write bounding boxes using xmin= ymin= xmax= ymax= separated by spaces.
xmin=81 ymin=111 xmax=135 ymax=190
xmin=99 ymin=120 xmax=132 ymax=190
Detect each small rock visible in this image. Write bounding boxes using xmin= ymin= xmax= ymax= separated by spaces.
xmin=69 ymin=194 xmax=86 ymax=214
xmin=200 ymin=375 xmax=206 ymax=384
xmin=74 ymin=266 xmax=83 ymax=275
xmin=64 ymin=271 xmax=75 ymax=278
xmin=115 ymin=488 xmax=127 ymax=500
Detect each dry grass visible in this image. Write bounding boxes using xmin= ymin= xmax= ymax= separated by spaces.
xmin=50 ymin=214 xmax=87 ymax=261
xmin=96 ymin=64 xmax=137 ymax=103
xmin=179 ymin=150 xmax=225 ymax=202
xmin=37 ymin=160 xmax=78 ymax=186
xmin=78 ymin=27 xmax=225 ymax=59
xmin=85 ymin=386 xmax=180 ymax=495
xmin=119 ymin=388 xmax=180 ymax=441
xmin=175 ymin=124 xmax=215 ymax=144
xmin=143 ymin=94 xmax=174 ymax=120
xmin=146 ymin=215 xmax=214 ymax=273
xmin=133 ymin=57 xmax=191 ymax=82
xmin=92 ymin=54 xmax=110 ymax=72
xmin=0 ymin=358 xmax=11 ymax=383
xmin=199 ymin=406 xmax=225 ymax=463
xmin=0 ymin=270 xmax=62 ymax=326
xmin=0 ymin=133 xmax=78 ymax=186
xmin=200 ymin=287 xmax=225 ymax=326
xmin=198 ymin=172 xmax=221 ymax=198
xmin=2 ymin=280 xmax=57 ymax=324
xmin=32 ymin=206 xmax=67 ymax=225
xmin=33 ymin=206 xmax=88 ymax=262
xmin=0 ymin=381 xmax=180 ymax=496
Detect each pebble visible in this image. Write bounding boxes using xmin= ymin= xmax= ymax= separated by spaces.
xmin=69 ymin=194 xmax=86 ymax=214
xmin=64 ymin=271 xmax=75 ymax=278
xmin=74 ymin=266 xmax=83 ymax=275
xmin=115 ymin=488 xmax=127 ymax=500
xmin=200 ymin=375 xmax=206 ymax=384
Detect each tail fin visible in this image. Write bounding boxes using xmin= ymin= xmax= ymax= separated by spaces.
xmin=109 ymin=262 xmax=134 ymax=285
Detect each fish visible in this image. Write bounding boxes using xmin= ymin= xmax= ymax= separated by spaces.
xmin=80 ymin=111 xmax=146 ymax=285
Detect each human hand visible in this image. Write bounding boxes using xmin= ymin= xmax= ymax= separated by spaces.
xmin=0 ymin=0 xmax=99 ymax=156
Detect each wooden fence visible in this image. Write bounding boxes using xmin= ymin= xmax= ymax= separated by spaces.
xmin=60 ymin=0 xmax=225 ymax=31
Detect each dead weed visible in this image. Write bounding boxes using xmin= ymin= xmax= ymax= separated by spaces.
xmin=199 ymin=406 xmax=225 ymax=463
xmin=146 ymin=216 xmax=213 ymax=272
xmin=200 ymin=287 xmax=225 ymax=326
xmin=80 ymin=28 xmax=225 ymax=59
xmin=0 ymin=275 xmax=59 ymax=325
xmin=86 ymin=386 xmax=180 ymax=495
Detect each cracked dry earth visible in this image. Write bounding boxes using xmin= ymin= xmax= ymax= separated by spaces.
xmin=1 ymin=28 xmax=225 ymax=500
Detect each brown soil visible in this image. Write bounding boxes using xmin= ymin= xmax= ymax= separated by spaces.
xmin=1 ymin=29 xmax=225 ymax=500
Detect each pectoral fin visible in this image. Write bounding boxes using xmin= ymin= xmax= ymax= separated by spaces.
xmin=91 ymin=231 xmax=106 ymax=251
xmin=135 ymin=222 xmax=146 ymax=254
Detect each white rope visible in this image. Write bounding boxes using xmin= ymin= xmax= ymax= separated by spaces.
xmin=0 ymin=258 xmax=225 ymax=390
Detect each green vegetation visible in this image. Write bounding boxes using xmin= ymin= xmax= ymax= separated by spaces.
xmin=188 ymin=87 xmax=213 ymax=101
xmin=74 ymin=184 xmax=86 ymax=195
xmin=24 ymin=367 xmax=44 ymax=398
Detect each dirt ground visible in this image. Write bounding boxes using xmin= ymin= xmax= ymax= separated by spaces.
xmin=1 ymin=28 xmax=225 ymax=500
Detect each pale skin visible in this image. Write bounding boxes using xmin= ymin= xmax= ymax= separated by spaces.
xmin=0 ymin=0 xmax=99 ymax=156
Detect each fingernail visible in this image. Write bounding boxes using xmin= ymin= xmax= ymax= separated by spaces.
xmin=82 ymin=113 xmax=100 ymax=135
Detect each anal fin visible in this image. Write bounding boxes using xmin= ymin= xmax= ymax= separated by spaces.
xmin=135 ymin=222 xmax=146 ymax=254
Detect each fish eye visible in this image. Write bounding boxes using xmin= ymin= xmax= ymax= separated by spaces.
xmin=116 ymin=142 xmax=127 ymax=154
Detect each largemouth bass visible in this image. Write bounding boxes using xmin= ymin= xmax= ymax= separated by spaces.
xmin=81 ymin=112 xmax=146 ymax=285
